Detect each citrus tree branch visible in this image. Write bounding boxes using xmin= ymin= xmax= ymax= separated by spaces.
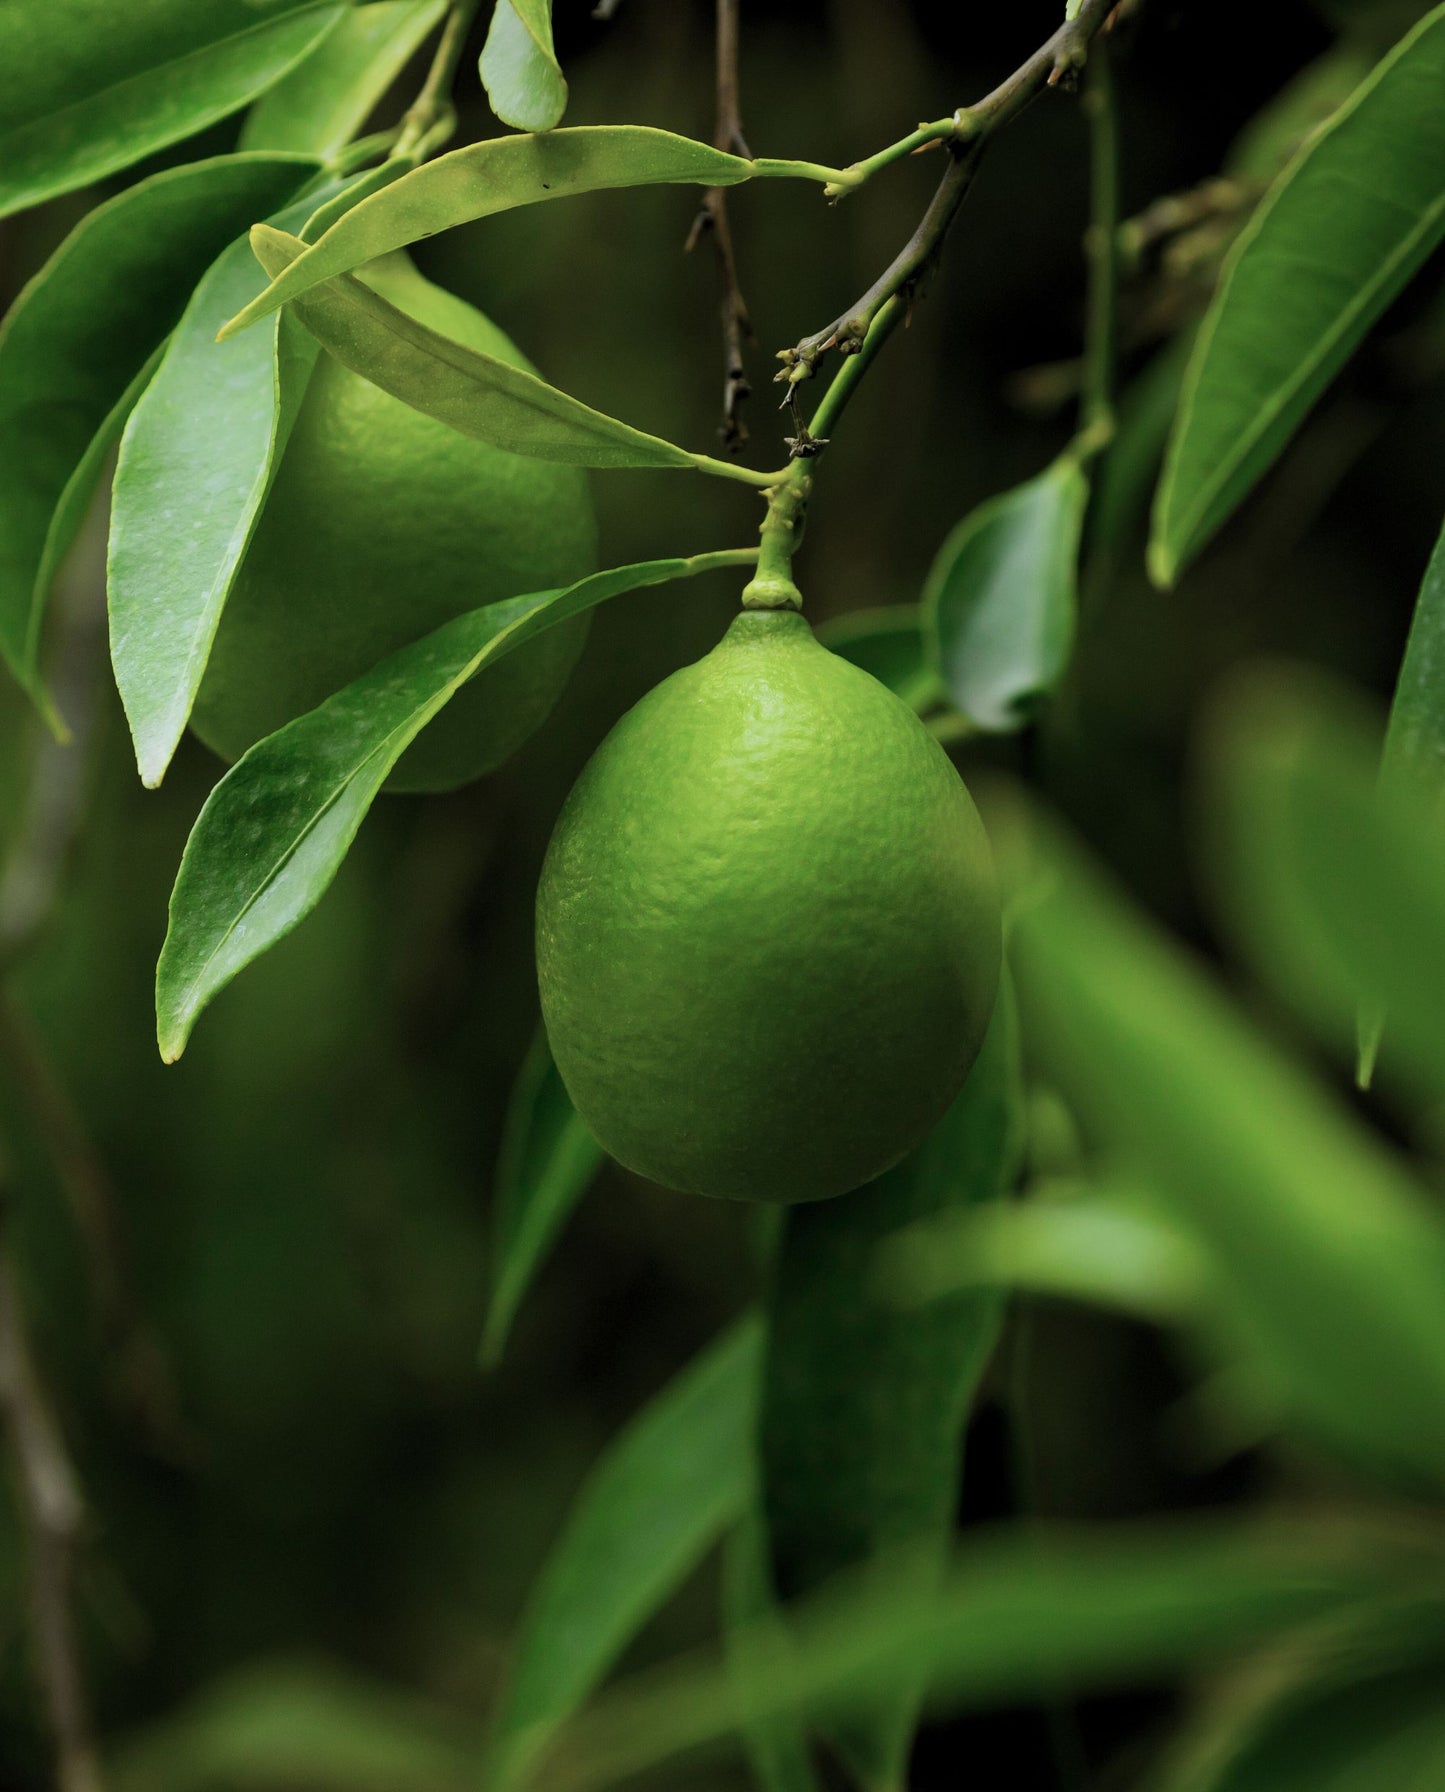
xmin=686 ymin=0 xmax=756 ymax=452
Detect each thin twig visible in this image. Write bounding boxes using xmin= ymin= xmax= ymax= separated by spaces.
xmin=0 ymin=1192 xmax=102 ymax=1792
xmin=686 ymin=0 xmax=755 ymax=452
xmin=1079 ymin=29 xmax=1120 ymax=452
xmin=394 ymin=0 xmax=484 ymax=160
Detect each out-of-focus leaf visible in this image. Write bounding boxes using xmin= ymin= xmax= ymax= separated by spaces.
xmin=482 ymin=1028 xmax=603 ymax=1368
xmin=242 ymin=0 xmax=447 ymax=157
xmin=481 ymin=0 xmax=568 ymax=133
xmin=879 ymin=1190 xmax=1215 ymax=1326
xmin=0 ymin=153 xmax=315 ymax=723
xmin=217 ymin=127 xmax=755 ymax=337
xmin=108 ymin=174 xmax=366 ymax=790
xmin=723 ymin=1506 xmax=823 ymax=1792
xmin=923 ymin=456 xmax=1087 ymax=731
xmin=0 ymin=1 xmax=343 ymax=218
xmin=1150 ymin=7 xmax=1445 ymax=584
xmin=249 ymin=227 xmax=729 ymax=472
xmin=1000 ymin=800 xmax=1445 ymax=1490
xmin=1225 ymin=46 xmax=1375 ymax=181
xmin=111 ymin=1658 xmax=473 ymax=1790
xmin=816 ymin=608 xmax=942 ymax=713
xmin=1203 ymin=666 xmax=1445 ymax=1098
xmin=489 ymin=1317 xmax=763 ymax=1792
xmin=759 ymin=981 xmax=1020 ymax=1791
xmin=155 ymin=550 xmax=754 ymax=1062
xmin=533 ymin=1521 xmax=1436 ymax=1792
xmin=1089 ymin=336 xmax=1191 ymax=565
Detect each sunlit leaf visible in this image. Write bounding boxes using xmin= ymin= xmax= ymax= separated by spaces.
xmin=218 ymin=127 xmax=755 ymax=337
xmin=923 ymin=456 xmax=1087 ymax=731
xmin=0 ymin=153 xmax=315 ymax=724
xmin=1000 ymin=799 xmax=1445 ymax=1489
xmin=0 ymin=1 xmax=343 ymax=218
xmin=760 ymin=981 xmax=1020 ymax=1790
xmin=816 ymin=607 xmax=942 ymax=713
xmin=481 ymin=0 xmax=568 ymax=133
xmin=489 ymin=1317 xmax=764 ymax=1792
xmin=155 ymin=550 xmax=755 ymax=1062
xmin=242 ymin=0 xmax=447 ymax=157
xmin=482 ymin=1028 xmax=603 ymax=1368
xmin=1150 ymin=6 xmax=1445 ymax=584
xmin=250 ymin=227 xmax=721 ymax=471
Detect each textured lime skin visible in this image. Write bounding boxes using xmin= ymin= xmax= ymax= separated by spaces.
xmin=191 ymin=255 xmax=597 ymax=793
xmin=536 ymin=608 xmax=1001 ymax=1204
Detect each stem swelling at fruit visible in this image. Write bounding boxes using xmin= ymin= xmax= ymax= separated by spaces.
xmin=394 ymin=0 xmax=485 ymax=161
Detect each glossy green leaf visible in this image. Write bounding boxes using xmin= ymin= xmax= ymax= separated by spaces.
xmin=481 ymin=1028 xmax=604 ymax=1368
xmin=0 ymin=153 xmax=315 ymax=723
xmin=1225 ymin=46 xmax=1375 ymax=182
xmin=760 ymin=982 xmax=1020 ymax=1791
xmin=723 ymin=1506 xmax=823 ymax=1792
xmin=481 ymin=0 xmax=568 ymax=133
xmin=0 ymin=1 xmax=343 ymax=218
xmin=249 ymin=227 xmax=720 ymax=471
xmin=1000 ymin=801 xmax=1445 ymax=1489
xmin=535 ymin=1521 xmax=1431 ymax=1792
xmin=155 ymin=550 xmax=754 ymax=1062
xmin=112 ymin=1658 xmax=473 ymax=1790
xmin=1150 ymin=7 xmax=1445 ymax=584
xmin=923 ymin=456 xmax=1087 ymax=732
xmin=489 ymin=1317 xmax=763 ymax=1792
xmin=879 ymin=1189 xmax=1215 ymax=1327
xmin=1203 ymin=667 xmax=1445 ymax=1099
xmin=816 ymin=607 xmax=942 ymax=714
xmin=242 ymin=0 xmax=447 ymax=157
xmin=217 ymin=127 xmax=756 ymax=337
xmin=108 ymin=175 xmax=367 ymax=791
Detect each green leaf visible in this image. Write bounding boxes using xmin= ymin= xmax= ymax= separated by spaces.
xmin=760 ymin=981 xmax=1020 ymax=1791
xmin=1381 ymin=515 xmax=1445 ymax=807
xmin=723 ymin=1507 xmax=823 ymax=1792
xmin=482 ymin=1028 xmax=604 ymax=1368
xmin=489 ymin=1317 xmax=763 ymax=1792
xmin=112 ymin=1657 xmax=473 ymax=1791
xmin=1202 ymin=667 xmax=1445 ymax=1100
xmin=815 ymin=608 xmax=943 ymax=714
xmin=108 ymin=174 xmax=370 ymax=791
xmin=538 ymin=1521 xmax=1435 ymax=1792
xmin=0 ymin=1 xmax=344 ymax=219
xmin=999 ymin=799 xmax=1445 ymax=1490
xmin=1088 ymin=333 xmax=1192 ymax=565
xmin=481 ymin=0 xmax=568 ymax=133
xmin=0 ymin=152 xmax=315 ymax=724
xmin=217 ymin=127 xmax=755 ymax=338
xmin=242 ymin=0 xmax=448 ymax=158
xmin=1150 ymin=6 xmax=1445 ymax=584
xmin=155 ymin=550 xmax=754 ymax=1062
xmin=923 ymin=457 xmax=1087 ymax=732
xmin=249 ymin=226 xmax=720 ymax=471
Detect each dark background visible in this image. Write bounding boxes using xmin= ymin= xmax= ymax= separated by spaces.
xmin=1 ymin=1 xmax=1442 ymax=1785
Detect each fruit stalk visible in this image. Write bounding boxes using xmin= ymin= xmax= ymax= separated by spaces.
xmin=394 ymin=0 xmax=485 ymax=160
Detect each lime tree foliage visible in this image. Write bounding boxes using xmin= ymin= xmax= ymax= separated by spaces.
xmin=2 ymin=3 xmax=1445 ymax=1791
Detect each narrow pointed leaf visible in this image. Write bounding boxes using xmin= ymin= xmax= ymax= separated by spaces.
xmin=760 ymin=983 xmax=1020 ymax=1791
xmin=923 ymin=457 xmax=1087 ymax=732
xmin=155 ymin=551 xmax=754 ymax=1062
xmin=0 ymin=153 xmax=315 ymax=721
xmin=217 ymin=127 xmax=755 ymax=337
xmin=489 ymin=1317 xmax=763 ymax=1792
xmin=1000 ymin=801 xmax=1445 ymax=1489
xmin=242 ymin=0 xmax=448 ymax=157
xmin=107 ymin=178 xmax=363 ymax=789
xmin=816 ymin=607 xmax=942 ymax=713
xmin=723 ymin=1507 xmax=823 ymax=1792
xmin=250 ymin=227 xmax=710 ymax=470
xmin=481 ymin=0 xmax=568 ymax=133
xmin=1150 ymin=6 xmax=1445 ymax=584
xmin=0 ymin=2 xmax=344 ymax=218
xmin=482 ymin=1028 xmax=603 ymax=1367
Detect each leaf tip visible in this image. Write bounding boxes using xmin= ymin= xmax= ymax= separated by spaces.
xmin=1146 ymin=537 xmax=1176 ymax=591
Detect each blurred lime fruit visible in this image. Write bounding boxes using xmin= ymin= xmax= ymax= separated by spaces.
xmin=191 ymin=255 xmax=597 ymax=792
xmin=536 ymin=606 xmax=1001 ymax=1203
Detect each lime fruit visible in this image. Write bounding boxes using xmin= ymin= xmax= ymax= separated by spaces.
xmin=191 ymin=254 xmax=597 ymax=793
xmin=536 ymin=606 xmax=1001 ymax=1203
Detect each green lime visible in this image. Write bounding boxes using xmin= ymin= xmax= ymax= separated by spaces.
xmin=191 ymin=254 xmax=597 ymax=793
xmin=536 ymin=606 xmax=1001 ymax=1203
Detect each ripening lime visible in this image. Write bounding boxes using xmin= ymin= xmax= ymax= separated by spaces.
xmin=536 ymin=606 xmax=1001 ymax=1203
xmin=191 ymin=255 xmax=597 ymax=793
